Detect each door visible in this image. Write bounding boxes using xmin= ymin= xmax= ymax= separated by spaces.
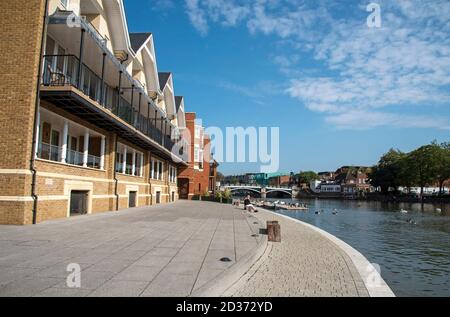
xmin=178 ymin=179 xmax=189 ymax=200
xmin=129 ymin=191 xmax=137 ymax=208
xmin=156 ymin=191 xmax=161 ymax=204
xmin=70 ymin=191 xmax=88 ymax=216
xmin=171 ymin=192 xmax=175 ymax=202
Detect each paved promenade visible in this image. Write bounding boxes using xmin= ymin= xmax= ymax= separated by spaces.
xmin=227 ymin=209 xmax=374 ymax=297
xmin=0 ymin=201 xmax=262 ymax=297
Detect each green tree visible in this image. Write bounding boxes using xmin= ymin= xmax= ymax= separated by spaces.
xmin=405 ymin=143 xmax=442 ymax=198
xmin=216 ymin=172 xmax=225 ymax=183
xmin=436 ymin=143 xmax=450 ymax=195
xmin=298 ymin=171 xmax=319 ymax=184
xmin=369 ymin=149 xmax=406 ymax=194
xmin=223 ymin=189 xmax=232 ymax=200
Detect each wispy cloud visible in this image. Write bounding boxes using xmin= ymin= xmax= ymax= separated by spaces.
xmin=182 ymin=0 xmax=450 ymax=130
xmin=218 ymin=80 xmax=284 ymax=106
xmin=185 ymin=0 xmax=250 ymax=36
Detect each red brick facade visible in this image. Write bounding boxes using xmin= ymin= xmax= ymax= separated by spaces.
xmin=178 ymin=113 xmax=216 ymax=199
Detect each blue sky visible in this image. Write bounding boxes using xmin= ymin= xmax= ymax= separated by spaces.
xmin=124 ymin=0 xmax=450 ymax=175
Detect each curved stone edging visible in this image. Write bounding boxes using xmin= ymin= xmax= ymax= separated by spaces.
xmin=268 ymin=210 xmax=395 ymax=297
xmin=191 ymin=214 xmax=268 ymax=297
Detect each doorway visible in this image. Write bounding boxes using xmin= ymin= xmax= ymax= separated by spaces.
xmin=156 ymin=191 xmax=161 ymax=204
xmin=129 ymin=191 xmax=137 ymax=208
xmin=178 ymin=179 xmax=189 ymax=200
xmin=70 ymin=191 xmax=88 ymax=216
xmin=171 ymin=191 xmax=175 ymax=202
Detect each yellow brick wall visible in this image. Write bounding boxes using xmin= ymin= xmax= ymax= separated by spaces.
xmin=0 ymin=0 xmax=46 ymax=224
xmin=0 ymin=0 xmax=46 ymax=169
xmin=0 ymin=1 xmax=181 ymax=225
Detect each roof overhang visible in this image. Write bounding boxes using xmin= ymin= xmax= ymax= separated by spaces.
xmin=40 ymin=86 xmax=188 ymax=166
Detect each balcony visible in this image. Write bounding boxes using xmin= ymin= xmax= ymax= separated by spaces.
xmin=36 ymin=108 xmax=105 ymax=170
xmin=40 ymin=10 xmax=186 ymax=165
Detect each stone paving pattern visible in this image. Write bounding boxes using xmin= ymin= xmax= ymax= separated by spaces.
xmin=230 ymin=209 xmax=370 ymax=297
xmin=0 ymin=201 xmax=262 ymax=297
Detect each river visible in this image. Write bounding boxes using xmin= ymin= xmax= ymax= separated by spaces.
xmin=255 ymin=198 xmax=450 ymax=297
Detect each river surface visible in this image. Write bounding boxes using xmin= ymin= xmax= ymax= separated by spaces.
xmin=255 ymin=198 xmax=450 ymax=297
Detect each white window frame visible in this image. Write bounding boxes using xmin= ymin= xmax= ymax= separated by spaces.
xmin=61 ymin=0 xmax=70 ymax=9
xmin=151 ymin=158 xmax=164 ymax=181
xmin=118 ymin=143 xmax=143 ymax=177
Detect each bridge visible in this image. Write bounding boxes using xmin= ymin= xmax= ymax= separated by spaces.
xmin=221 ymin=184 xmax=299 ymax=199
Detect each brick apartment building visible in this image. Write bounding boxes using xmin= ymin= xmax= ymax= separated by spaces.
xmin=0 ymin=0 xmax=200 ymax=225
xmin=268 ymin=175 xmax=292 ymax=187
xmin=178 ymin=113 xmax=218 ymax=199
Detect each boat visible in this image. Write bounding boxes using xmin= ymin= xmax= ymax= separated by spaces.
xmin=275 ymin=203 xmax=308 ymax=211
xmin=400 ymin=209 xmax=409 ymax=214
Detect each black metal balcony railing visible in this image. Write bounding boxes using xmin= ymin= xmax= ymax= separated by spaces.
xmin=42 ymin=55 xmax=177 ymax=153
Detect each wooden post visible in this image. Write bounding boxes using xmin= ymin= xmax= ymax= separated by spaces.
xmin=267 ymin=221 xmax=281 ymax=242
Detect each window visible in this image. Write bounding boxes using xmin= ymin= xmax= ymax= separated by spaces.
xmin=194 ymin=145 xmax=200 ymax=162
xmin=195 ymin=126 xmax=201 ymax=139
xmin=199 ymin=150 xmax=204 ymax=170
xmin=168 ymin=166 xmax=177 ymax=183
xmin=135 ymin=153 xmax=143 ymax=177
xmin=159 ymin=162 xmax=164 ymax=180
xmin=151 ymin=160 xmax=155 ymax=179
xmin=116 ymin=151 xmax=124 ymax=173
xmin=117 ymin=143 xmax=143 ymax=177
xmin=151 ymin=158 xmax=164 ymax=181
xmin=61 ymin=0 xmax=69 ymax=8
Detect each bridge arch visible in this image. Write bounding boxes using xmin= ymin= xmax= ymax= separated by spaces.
xmin=228 ymin=187 xmax=262 ymax=195
xmin=265 ymin=189 xmax=293 ymax=198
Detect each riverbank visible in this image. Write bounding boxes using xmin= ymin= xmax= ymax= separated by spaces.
xmin=226 ymin=208 xmax=395 ymax=297
xmin=297 ymin=192 xmax=450 ymax=204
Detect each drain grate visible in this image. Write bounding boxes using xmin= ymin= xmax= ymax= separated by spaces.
xmin=220 ymin=257 xmax=232 ymax=262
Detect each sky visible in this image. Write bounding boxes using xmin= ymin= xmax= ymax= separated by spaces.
xmin=124 ymin=0 xmax=450 ymax=176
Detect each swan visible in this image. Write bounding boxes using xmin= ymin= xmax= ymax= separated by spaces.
xmin=400 ymin=209 xmax=408 ymax=214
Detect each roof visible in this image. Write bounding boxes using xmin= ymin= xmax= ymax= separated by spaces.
xmin=129 ymin=32 xmax=152 ymax=53
xmin=175 ymin=96 xmax=184 ymax=113
xmin=158 ymin=72 xmax=171 ymax=90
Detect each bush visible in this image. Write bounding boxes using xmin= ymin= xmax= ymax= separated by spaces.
xmin=223 ymin=189 xmax=232 ymax=200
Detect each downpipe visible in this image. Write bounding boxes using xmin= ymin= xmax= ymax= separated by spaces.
xmin=30 ymin=0 xmax=49 ymax=225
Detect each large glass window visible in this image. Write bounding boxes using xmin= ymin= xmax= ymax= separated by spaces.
xmin=151 ymin=158 xmax=164 ymax=181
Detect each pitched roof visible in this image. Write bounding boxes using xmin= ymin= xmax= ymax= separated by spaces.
xmin=158 ymin=72 xmax=172 ymax=90
xmin=175 ymin=96 xmax=184 ymax=113
xmin=129 ymin=33 xmax=152 ymax=53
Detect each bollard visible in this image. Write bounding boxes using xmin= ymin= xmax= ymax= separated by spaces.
xmin=267 ymin=221 xmax=281 ymax=242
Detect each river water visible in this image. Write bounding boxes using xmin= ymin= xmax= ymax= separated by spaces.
xmin=261 ymin=198 xmax=450 ymax=297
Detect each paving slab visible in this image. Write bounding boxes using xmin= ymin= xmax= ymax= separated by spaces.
xmin=226 ymin=209 xmax=394 ymax=297
xmin=0 ymin=201 xmax=264 ymax=297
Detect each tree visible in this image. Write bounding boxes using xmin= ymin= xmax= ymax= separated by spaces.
xmin=369 ymin=149 xmax=406 ymax=194
xmin=406 ymin=143 xmax=442 ymax=199
xmin=436 ymin=143 xmax=450 ymax=195
xmin=298 ymin=171 xmax=319 ymax=184
xmin=216 ymin=172 xmax=225 ymax=183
